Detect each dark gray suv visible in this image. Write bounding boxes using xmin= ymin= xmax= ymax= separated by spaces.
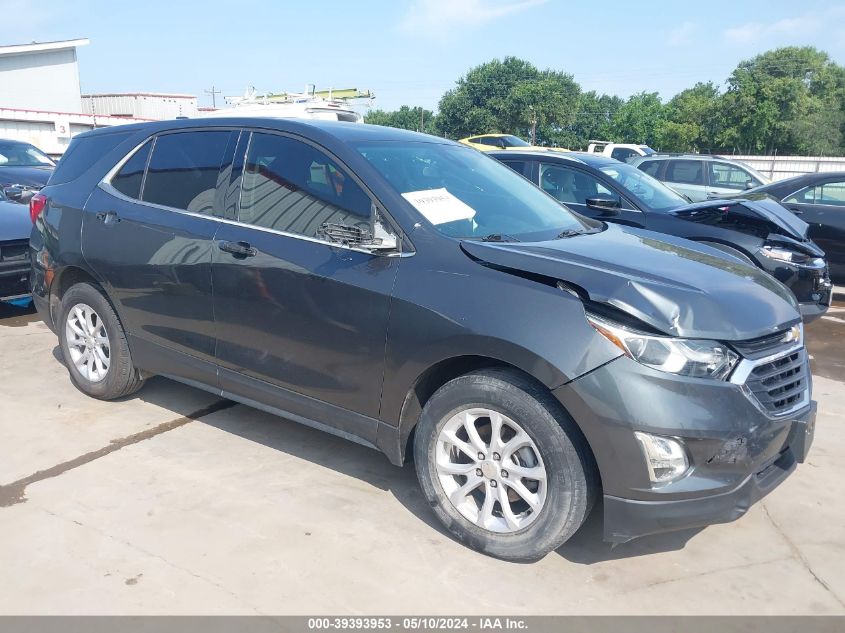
xmin=29 ymin=119 xmax=815 ymax=561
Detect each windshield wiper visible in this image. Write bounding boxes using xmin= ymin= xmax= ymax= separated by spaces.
xmin=556 ymin=227 xmax=602 ymax=239
xmin=480 ymin=233 xmax=521 ymax=242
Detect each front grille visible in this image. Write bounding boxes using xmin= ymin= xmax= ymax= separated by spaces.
xmin=731 ymin=329 xmax=793 ymax=360
xmin=745 ymin=349 xmax=808 ymax=414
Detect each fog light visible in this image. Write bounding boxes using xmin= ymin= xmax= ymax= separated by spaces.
xmin=634 ymin=432 xmax=689 ymax=483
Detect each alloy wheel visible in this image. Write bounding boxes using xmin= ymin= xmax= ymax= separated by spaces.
xmin=435 ymin=408 xmax=548 ymax=533
xmin=65 ymin=303 xmax=111 ymax=383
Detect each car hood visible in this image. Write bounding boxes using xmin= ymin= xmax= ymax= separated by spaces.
xmin=0 ymin=165 xmax=53 ymax=188
xmin=680 ymin=197 xmax=809 ymax=240
xmin=461 ymin=224 xmax=800 ymax=341
xmin=0 ymin=199 xmax=32 ymax=239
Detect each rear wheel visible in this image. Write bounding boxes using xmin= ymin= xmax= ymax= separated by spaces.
xmin=58 ymin=282 xmax=145 ymax=400
xmin=414 ymin=368 xmax=596 ymax=562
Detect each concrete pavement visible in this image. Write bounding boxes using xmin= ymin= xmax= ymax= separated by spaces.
xmin=1 ymin=301 xmax=843 ymax=615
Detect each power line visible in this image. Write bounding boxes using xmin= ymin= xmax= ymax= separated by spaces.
xmin=204 ymin=85 xmax=222 ymax=108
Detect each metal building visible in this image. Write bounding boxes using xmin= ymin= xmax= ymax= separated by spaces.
xmin=82 ymin=93 xmax=198 ymax=120
xmin=0 ymin=39 xmax=89 ymax=112
xmin=0 ymin=38 xmax=151 ymax=156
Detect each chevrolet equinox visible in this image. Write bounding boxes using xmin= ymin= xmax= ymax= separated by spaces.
xmin=30 ymin=119 xmax=816 ymax=561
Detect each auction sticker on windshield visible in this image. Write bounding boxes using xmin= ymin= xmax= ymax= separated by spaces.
xmin=401 ymin=188 xmax=476 ymax=225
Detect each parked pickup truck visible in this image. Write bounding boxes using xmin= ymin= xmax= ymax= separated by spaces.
xmin=586 ymin=140 xmax=654 ymax=163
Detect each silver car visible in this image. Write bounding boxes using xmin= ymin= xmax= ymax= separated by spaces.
xmin=631 ymin=154 xmax=769 ymax=202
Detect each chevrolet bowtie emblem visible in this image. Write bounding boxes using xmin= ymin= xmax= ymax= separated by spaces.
xmin=782 ymin=325 xmax=802 ymax=344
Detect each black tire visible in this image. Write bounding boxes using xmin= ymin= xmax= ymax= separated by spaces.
xmin=413 ymin=368 xmax=597 ymax=562
xmin=58 ymin=282 xmax=145 ymax=400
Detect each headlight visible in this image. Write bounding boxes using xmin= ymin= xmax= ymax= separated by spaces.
xmin=759 ymin=245 xmax=824 ymax=268
xmin=587 ymin=314 xmax=739 ymax=380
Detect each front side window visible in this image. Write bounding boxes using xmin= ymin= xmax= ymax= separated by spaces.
xmin=784 ymin=186 xmax=814 ymax=204
xmin=239 ymin=133 xmax=372 ymax=238
xmin=142 ymin=131 xmax=231 ymax=213
xmin=818 ymin=181 xmax=845 ymax=207
xmin=666 ymin=160 xmax=704 ymax=185
xmin=356 ymin=141 xmax=592 ymax=240
xmin=111 ymin=140 xmax=152 ymax=199
xmin=599 ymin=162 xmax=687 ymax=212
xmin=709 ymin=162 xmax=757 ymax=190
xmin=610 ymin=147 xmax=637 ymax=162
xmin=540 ymin=163 xmax=613 ymax=205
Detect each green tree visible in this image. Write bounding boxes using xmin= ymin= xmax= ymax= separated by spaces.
xmin=566 ymin=91 xmax=623 ymax=149
xmin=718 ymin=47 xmax=845 ymax=154
xmin=610 ymin=92 xmax=665 ymax=146
xmin=364 ymin=105 xmax=436 ymax=134
xmin=435 ymin=57 xmax=580 ymax=145
xmin=655 ymin=82 xmax=722 ymax=152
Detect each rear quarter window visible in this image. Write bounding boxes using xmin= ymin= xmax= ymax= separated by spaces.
xmin=49 ymin=131 xmax=134 ymax=185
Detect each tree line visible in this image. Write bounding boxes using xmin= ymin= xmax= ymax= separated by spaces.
xmin=364 ymin=47 xmax=845 ymax=156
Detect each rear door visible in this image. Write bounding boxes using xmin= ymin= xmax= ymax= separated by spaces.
xmin=663 ymin=159 xmax=706 ymax=201
xmin=783 ymin=180 xmax=845 ymax=280
xmin=82 ymin=129 xmax=237 ymax=383
xmin=211 ymin=130 xmax=401 ymax=438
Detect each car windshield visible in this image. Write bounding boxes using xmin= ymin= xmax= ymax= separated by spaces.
xmin=356 ymin=142 xmax=593 ymax=240
xmin=0 ymin=143 xmax=55 ymax=167
xmin=599 ymin=162 xmax=687 ymax=212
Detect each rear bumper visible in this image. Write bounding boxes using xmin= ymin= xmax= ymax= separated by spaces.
xmin=602 ymin=401 xmax=815 ymax=543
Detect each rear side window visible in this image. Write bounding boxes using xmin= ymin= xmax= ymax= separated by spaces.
xmin=142 ymin=131 xmax=231 ymax=213
xmin=50 ymin=131 xmax=133 ymax=185
xmin=111 ymin=140 xmax=152 ymax=199
xmin=501 ymin=160 xmax=529 ymax=177
xmin=610 ymin=147 xmax=637 ymax=162
xmin=239 ymin=132 xmax=372 ymax=238
xmin=639 ymin=160 xmax=661 ymax=177
xmin=666 ymin=160 xmax=703 ymax=185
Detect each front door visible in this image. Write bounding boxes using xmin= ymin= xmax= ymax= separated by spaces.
xmin=211 ymin=131 xmax=401 ymax=437
xmin=705 ymin=160 xmax=761 ymax=199
xmin=783 ymin=180 xmax=845 ymax=281
xmin=82 ymin=129 xmax=236 ymax=381
xmin=537 ymin=162 xmax=645 ymax=227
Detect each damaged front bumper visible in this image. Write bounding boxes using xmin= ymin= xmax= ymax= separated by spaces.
xmin=554 ymin=351 xmax=815 ymax=544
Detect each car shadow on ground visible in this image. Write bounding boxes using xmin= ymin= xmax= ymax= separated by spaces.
xmin=46 ymin=338 xmax=706 ymax=565
xmin=135 ymin=374 xmax=704 ymax=564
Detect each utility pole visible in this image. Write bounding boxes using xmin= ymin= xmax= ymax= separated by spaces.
xmin=204 ymin=86 xmax=222 ymax=109
xmin=420 ymin=108 xmax=425 ymax=133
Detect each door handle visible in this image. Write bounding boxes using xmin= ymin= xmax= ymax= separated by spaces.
xmin=787 ymin=207 xmax=803 ymax=215
xmin=95 ymin=210 xmax=120 ymax=224
xmin=218 ymin=240 xmax=257 ymax=258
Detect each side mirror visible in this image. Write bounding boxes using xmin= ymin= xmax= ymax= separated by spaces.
xmin=586 ymin=195 xmax=621 ymax=215
xmin=745 ymin=181 xmax=754 ymax=190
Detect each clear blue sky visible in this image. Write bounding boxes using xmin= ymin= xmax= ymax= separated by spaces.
xmin=4 ymin=0 xmax=845 ymax=111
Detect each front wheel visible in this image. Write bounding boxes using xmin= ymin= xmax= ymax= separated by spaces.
xmin=58 ymin=282 xmax=145 ymax=400
xmin=413 ymin=368 xmax=597 ymax=562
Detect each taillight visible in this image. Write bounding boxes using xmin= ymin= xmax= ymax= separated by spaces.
xmin=29 ymin=192 xmax=47 ymax=224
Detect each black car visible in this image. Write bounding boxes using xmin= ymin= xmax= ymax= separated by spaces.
xmin=491 ymin=150 xmax=832 ymax=321
xmin=743 ymin=172 xmax=845 ymax=283
xmin=0 ymin=187 xmax=32 ymax=301
xmin=0 ymin=139 xmax=55 ymax=203
xmin=30 ymin=120 xmax=814 ymax=561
